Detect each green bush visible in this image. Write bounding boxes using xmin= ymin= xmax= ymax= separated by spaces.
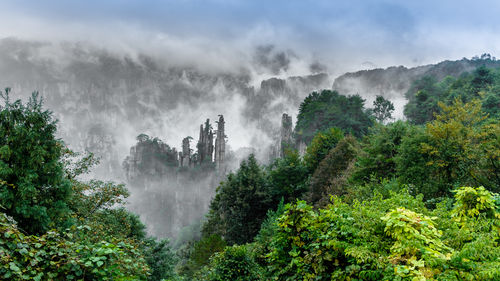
xmin=261 ymin=186 xmax=499 ymax=280
xmin=0 ymin=212 xmax=149 ymax=280
xmin=200 ymin=245 xmax=262 ymax=281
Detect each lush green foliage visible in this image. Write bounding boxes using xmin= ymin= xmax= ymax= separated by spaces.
xmin=295 ymin=90 xmax=373 ymax=143
xmin=308 ymin=135 xmax=358 ymax=205
xmin=194 ymin=66 xmax=500 ymax=280
xmin=451 ymin=186 xmax=499 ymax=223
xmin=143 ymin=238 xmax=178 ymax=281
xmin=381 ymin=208 xmax=451 ymax=280
xmin=179 ymin=234 xmax=227 ymax=278
xmin=0 ymin=89 xmax=72 ymax=234
xmin=372 ymin=95 xmax=395 ymax=123
xmin=0 ymin=92 xmax=179 ymax=281
xmin=404 ymin=66 xmax=500 ymax=124
xmin=199 ymin=245 xmax=262 ymax=281
xmin=203 ymin=154 xmax=273 ymax=245
xmin=263 ymin=186 xmax=499 ymax=280
xmin=396 ymin=99 xmax=500 ymax=198
xmin=354 ymin=97 xmax=499 ymax=199
xmin=3 ymin=65 xmax=500 ymax=280
xmin=0 ymin=213 xmax=149 ymax=280
xmin=353 ymin=121 xmax=410 ymax=182
xmin=303 ymin=127 xmax=344 ymax=173
xmin=267 ymin=151 xmax=309 ymax=203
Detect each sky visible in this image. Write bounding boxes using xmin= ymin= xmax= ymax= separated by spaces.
xmin=1 ymin=0 xmax=500 ymax=73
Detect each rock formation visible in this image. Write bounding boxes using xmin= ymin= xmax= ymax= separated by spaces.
xmin=123 ymin=115 xmax=227 ymax=180
xmin=123 ymin=134 xmax=178 ymax=180
xmin=179 ymin=137 xmax=192 ymax=167
xmin=197 ymin=119 xmax=214 ymax=164
xmin=280 ymin=113 xmax=293 ymax=158
xmin=269 ymin=113 xmax=296 ymax=161
xmin=214 ymin=115 xmax=226 ymax=170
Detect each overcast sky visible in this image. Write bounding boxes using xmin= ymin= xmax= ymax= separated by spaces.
xmin=1 ymin=0 xmax=500 ymax=73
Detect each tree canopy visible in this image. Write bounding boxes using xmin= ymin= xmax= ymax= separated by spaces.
xmin=295 ymin=90 xmax=373 ymax=143
xmin=0 ymin=89 xmax=72 ymax=234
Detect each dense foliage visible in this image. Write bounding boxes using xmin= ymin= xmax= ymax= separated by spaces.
xmin=2 ymin=65 xmax=500 ymax=280
xmin=308 ymin=135 xmax=358 ymax=205
xmin=0 ymin=214 xmax=149 ymax=280
xmin=0 ymin=89 xmax=72 ymax=234
xmin=404 ymin=66 xmax=500 ymax=124
xmin=192 ymin=66 xmax=500 ymax=280
xmin=0 ymin=91 xmax=179 ymax=280
xmin=267 ymin=151 xmax=309 ymax=203
xmin=295 ymin=90 xmax=373 ymax=143
xmin=303 ymin=127 xmax=344 ymax=173
xmin=202 ymin=155 xmax=273 ymax=245
xmin=372 ymin=95 xmax=395 ymax=123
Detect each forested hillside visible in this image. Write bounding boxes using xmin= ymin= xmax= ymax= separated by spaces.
xmin=1 ymin=63 xmax=499 ymax=280
xmin=178 ymin=65 xmax=500 ymax=280
xmin=333 ymin=55 xmax=500 ymax=118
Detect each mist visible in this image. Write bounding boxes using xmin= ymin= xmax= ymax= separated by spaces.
xmin=2 ymin=0 xmax=499 ymax=239
xmin=0 ymin=38 xmax=334 ymax=238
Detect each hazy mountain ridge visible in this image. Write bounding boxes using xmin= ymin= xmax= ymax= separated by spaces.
xmin=334 ymin=57 xmax=500 ymax=95
xmin=332 ymin=56 xmax=500 ymax=118
xmin=0 ymin=38 xmax=330 ymax=180
xmin=3 ymin=38 xmax=498 ymax=176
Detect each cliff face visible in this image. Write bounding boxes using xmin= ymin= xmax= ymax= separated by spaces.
xmin=0 ymin=38 xmax=330 ymax=180
xmin=245 ymin=73 xmax=331 ymax=138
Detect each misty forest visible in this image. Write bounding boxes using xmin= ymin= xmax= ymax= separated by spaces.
xmin=1 ymin=2 xmax=500 ymax=281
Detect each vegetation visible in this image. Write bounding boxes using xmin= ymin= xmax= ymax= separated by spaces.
xmin=190 ymin=66 xmax=500 ymax=280
xmin=0 ymin=89 xmax=72 ymax=234
xmin=0 ymin=89 xmax=179 ymax=280
xmin=404 ymin=66 xmax=500 ymax=124
xmin=295 ymin=90 xmax=373 ymax=143
xmin=202 ymin=155 xmax=272 ymax=245
xmin=372 ymin=95 xmax=395 ymax=123
xmin=2 ymin=64 xmax=500 ymax=280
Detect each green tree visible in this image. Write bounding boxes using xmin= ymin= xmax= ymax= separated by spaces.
xmin=381 ymin=208 xmax=451 ymax=280
xmin=372 ymin=95 xmax=395 ymax=123
xmin=404 ymin=66 xmax=500 ymax=124
xmin=65 ymin=151 xmax=180 ymax=281
xmin=308 ymin=135 xmax=358 ymax=205
xmin=404 ymin=75 xmax=448 ymax=125
xmin=143 ymin=238 xmax=178 ymax=281
xmin=303 ymin=127 xmax=344 ymax=173
xmin=268 ymin=150 xmax=309 ymax=203
xmin=421 ymin=99 xmax=499 ymax=193
xmin=0 ymin=89 xmax=72 ymax=234
xmin=0 ymin=212 xmax=150 ymax=280
xmin=295 ymin=90 xmax=373 ymax=143
xmin=354 ymin=121 xmax=410 ymax=183
xmin=263 ymin=186 xmax=499 ymax=280
xmin=265 ymin=192 xmax=427 ymax=281
xmin=203 ymin=154 xmax=272 ymax=245
xmin=0 ymin=89 xmax=179 ymax=280
xmin=180 ymin=234 xmax=227 ymax=277
xmin=201 ymin=245 xmax=262 ymax=281
xmin=395 ymin=126 xmax=436 ymax=199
